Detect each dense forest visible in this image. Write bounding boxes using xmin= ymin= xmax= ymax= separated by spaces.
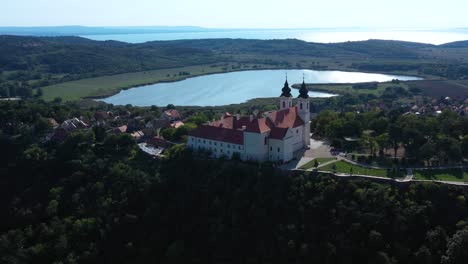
xmin=2 ymin=36 xmax=468 ymax=99
xmin=1 ymin=100 xmax=468 ymax=264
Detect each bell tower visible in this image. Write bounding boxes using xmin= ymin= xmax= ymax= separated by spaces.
xmin=296 ymin=76 xmax=311 ymax=146
xmin=279 ymin=75 xmax=292 ymax=110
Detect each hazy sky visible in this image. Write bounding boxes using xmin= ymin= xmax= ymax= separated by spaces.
xmin=2 ymin=0 xmax=467 ymax=28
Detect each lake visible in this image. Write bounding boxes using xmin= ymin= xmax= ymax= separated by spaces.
xmin=83 ymin=28 xmax=468 ymax=45
xmin=100 ymin=69 xmax=421 ymax=107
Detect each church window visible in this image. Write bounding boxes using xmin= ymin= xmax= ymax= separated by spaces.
xmin=282 ymin=101 xmax=285 ymax=108
xmin=300 ymin=103 xmax=303 ymax=110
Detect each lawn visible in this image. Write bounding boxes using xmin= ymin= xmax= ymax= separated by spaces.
xmin=320 ymin=160 xmax=404 ymax=178
xmin=299 ymin=157 xmax=336 ymax=170
xmin=414 ymin=168 xmax=468 ymax=182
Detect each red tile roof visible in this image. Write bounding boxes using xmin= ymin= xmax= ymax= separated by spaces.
xmin=265 ymin=107 xmax=305 ymax=128
xmin=164 ymin=109 xmax=181 ymax=119
xmin=269 ymin=127 xmax=289 ymax=139
xmin=191 ymin=107 xmax=304 ymax=144
xmin=213 ymin=116 xmax=271 ymax=133
xmin=189 ymin=125 xmax=244 ymax=145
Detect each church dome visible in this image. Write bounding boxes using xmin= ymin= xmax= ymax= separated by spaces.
xmin=298 ymin=79 xmax=309 ymax=99
xmin=280 ymin=79 xmax=292 ymax=97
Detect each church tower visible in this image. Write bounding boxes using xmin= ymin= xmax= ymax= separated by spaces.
xmin=279 ymin=76 xmax=292 ymax=110
xmin=297 ymin=77 xmax=311 ymax=146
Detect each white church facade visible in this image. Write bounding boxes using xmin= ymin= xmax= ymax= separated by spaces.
xmin=187 ymin=79 xmax=311 ymax=163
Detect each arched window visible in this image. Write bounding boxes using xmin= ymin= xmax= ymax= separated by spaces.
xmin=300 ymin=103 xmax=303 ymax=110
xmin=282 ymin=101 xmax=285 ymax=108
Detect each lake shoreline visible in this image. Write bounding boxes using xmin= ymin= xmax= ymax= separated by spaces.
xmin=84 ymin=66 xmax=424 ymax=101
xmin=98 ymin=68 xmax=422 ymax=107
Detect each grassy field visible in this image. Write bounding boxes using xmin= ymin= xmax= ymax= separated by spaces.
xmin=407 ymin=80 xmax=468 ymax=98
xmin=414 ymin=168 xmax=468 ymax=182
xmin=320 ymin=160 xmax=405 ymax=178
xmin=296 ymin=81 xmax=411 ymax=96
xmin=299 ymin=157 xmax=336 ymax=170
xmin=41 ymin=63 xmax=273 ymax=101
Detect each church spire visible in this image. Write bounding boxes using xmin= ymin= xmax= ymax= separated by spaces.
xmin=298 ymin=74 xmax=309 ymax=99
xmin=280 ymin=73 xmax=292 ymax=97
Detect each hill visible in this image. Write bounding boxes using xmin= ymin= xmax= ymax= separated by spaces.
xmin=1 ymin=36 xmax=468 ymax=100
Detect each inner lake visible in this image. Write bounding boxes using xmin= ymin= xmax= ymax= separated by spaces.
xmin=100 ymin=69 xmax=422 ymax=106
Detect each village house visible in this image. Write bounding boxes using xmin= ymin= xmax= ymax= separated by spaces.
xmin=187 ymin=79 xmax=311 ymax=163
xmin=162 ymin=109 xmax=181 ymax=121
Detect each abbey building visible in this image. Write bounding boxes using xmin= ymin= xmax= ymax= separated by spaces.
xmin=187 ymin=79 xmax=311 ymax=162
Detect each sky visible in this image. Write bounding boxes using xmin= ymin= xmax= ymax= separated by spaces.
xmin=1 ymin=0 xmax=468 ymax=28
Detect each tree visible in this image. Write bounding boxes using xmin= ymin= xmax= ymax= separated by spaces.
xmin=35 ymin=87 xmax=43 ymax=98
xmin=389 ymin=123 xmax=402 ymax=159
xmin=186 ymin=113 xmax=208 ymax=126
xmin=419 ymin=142 xmax=436 ymax=166
xmin=161 ymin=127 xmax=177 ymax=141
xmin=375 ymin=133 xmax=390 ymax=156
xmin=441 ymin=229 xmax=468 ymax=264
xmin=462 ymin=135 xmax=468 ymax=158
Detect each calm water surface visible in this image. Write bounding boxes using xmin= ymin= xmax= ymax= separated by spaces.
xmin=100 ymin=69 xmax=421 ymax=107
xmin=83 ymin=28 xmax=468 ymax=45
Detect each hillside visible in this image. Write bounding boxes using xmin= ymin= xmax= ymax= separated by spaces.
xmin=1 ymin=36 xmax=468 ymax=99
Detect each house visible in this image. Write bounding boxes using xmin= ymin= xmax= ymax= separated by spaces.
xmin=60 ymin=117 xmax=89 ymax=131
xmin=131 ymin=130 xmax=145 ymax=141
xmin=187 ymin=79 xmax=311 ymax=163
xmin=113 ymin=125 xmax=128 ymax=134
xmin=145 ymin=118 xmax=170 ymax=130
xmin=162 ymin=109 xmax=181 ymax=121
xmin=51 ymin=117 xmax=89 ymax=142
xmin=170 ymin=121 xmax=185 ymax=129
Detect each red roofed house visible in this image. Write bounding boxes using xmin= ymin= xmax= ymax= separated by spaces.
xmin=162 ymin=109 xmax=181 ymax=121
xmin=187 ymin=79 xmax=311 ymax=162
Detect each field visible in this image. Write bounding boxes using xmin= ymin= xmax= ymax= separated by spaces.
xmin=320 ymin=160 xmax=405 ymax=178
xmin=407 ymin=80 xmax=468 ymax=98
xmin=414 ymin=168 xmax=468 ymax=182
xmin=300 ymin=82 xmax=411 ymax=96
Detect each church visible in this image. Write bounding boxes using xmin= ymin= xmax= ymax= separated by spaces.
xmin=187 ymin=78 xmax=311 ymax=163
